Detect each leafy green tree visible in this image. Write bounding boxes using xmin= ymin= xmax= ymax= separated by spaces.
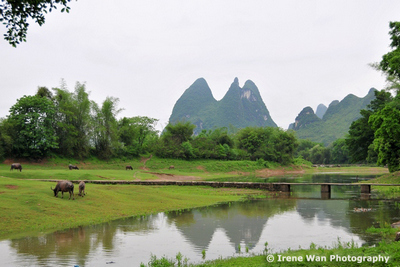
xmin=236 ymin=127 xmax=297 ymax=164
xmin=92 ymin=96 xmax=122 ymax=160
xmin=308 ymin=144 xmax=330 ymax=164
xmin=376 ymin=22 xmax=400 ymax=91
xmin=0 ymin=118 xmax=13 ymax=160
xmin=295 ymin=139 xmax=319 ymax=160
xmin=155 ymin=121 xmax=195 ymax=158
xmin=36 ymin=86 xmax=53 ymax=99
xmin=330 ymin=139 xmax=350 ymax=164
xmin=118 ymin=116 xmax=159 ymax=156
xmin=346 ymin=90 xmax=392 ymax=163
xmin=52 ymin=82 xmax=92 ymax=159
xmin=1 ymin=0 xmax=72 ymax=47
xmin=369 ymin=97 xmax=400 ymax=172
xmin=7 ymin=95 xmax=58 ymax=158
xmin=190 ymin=128 xmax=235 ymax=159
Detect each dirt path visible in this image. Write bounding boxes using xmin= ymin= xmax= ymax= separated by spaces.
xmin=146 ymin=172 xmax=203 ymax=181
xmin=140 ymin=155 xmax=152 ymax=171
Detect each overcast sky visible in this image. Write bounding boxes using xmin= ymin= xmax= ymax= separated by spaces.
xmin=1 ymin=0 xmax=399 ymax=131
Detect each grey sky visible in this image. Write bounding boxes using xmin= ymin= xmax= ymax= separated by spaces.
xmin=1 ymin=1 xmax=399 ymax=131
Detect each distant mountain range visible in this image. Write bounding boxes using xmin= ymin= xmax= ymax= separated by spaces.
xmin=288 ymin=88 xmax=376 ymax=145
xmin=168 ymin=77 xmax=376 ymax=145
xmin=169 ymin=77 xmax=276 ymax=134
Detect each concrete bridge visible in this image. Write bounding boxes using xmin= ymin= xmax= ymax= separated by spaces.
xmin=62 ymin=180 xmax=400 ymax=198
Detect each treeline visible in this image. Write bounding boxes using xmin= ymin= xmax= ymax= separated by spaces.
xmin=0 ymin=82 xmax=159 ymax=160
xmin=0 ymin=81 xmax=347 ymax=166
xmin=345 ymin=21 xmax=400 ymax=172
xmin=154 ymin=122 xmax=297 ymax=164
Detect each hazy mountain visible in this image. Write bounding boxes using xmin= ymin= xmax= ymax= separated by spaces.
xmin=169 ymin=77 xmax=277 ymax=134
xmin=290 ymin=88 xmax=376 ymax=146
xmin=315 ymin=104 xmax=328 ymax=119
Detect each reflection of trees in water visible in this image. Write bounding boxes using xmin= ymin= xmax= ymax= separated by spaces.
xmin=9 ymin=214 xmax=158 ymax=266
xmin=9 ymin=196 xmax=399 ymax=264
xmin=166 ymin=200 xmax=297 ymax=252
xmin=10 ymin=227 xmax=92 ymax=266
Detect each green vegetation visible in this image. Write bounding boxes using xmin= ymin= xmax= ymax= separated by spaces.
xmin=0 ymin=170 xmax=266 ymax=240
xmin=140 ymin=235 xmax=400 ymax=266
xmin=292 ymin=89 xmax=376 ymax=146
xmin=169 ymin=77 xmax=276 ymax=135
xmin=0 ymin=82 xmax=159 ymax=161
xmin=1 ymin=0 xmax=72 ymax=47
xmin=155 ymin=123 xmax=298 ymax=164
xmin=346 ymin=21 xmax=400 ymax=172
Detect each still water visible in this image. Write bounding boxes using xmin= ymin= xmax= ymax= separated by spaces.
xmin=1 ymin=174 xmax=399 ymax=266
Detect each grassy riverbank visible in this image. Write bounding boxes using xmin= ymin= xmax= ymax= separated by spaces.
xmin=0 ymin=176 xmax=265 ymax=240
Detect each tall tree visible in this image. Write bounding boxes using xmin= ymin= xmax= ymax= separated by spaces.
xmin=346 ymin=90 xmax=392 ymax=163
xmin=369 ymin=96 xmax=400 ymax=172
xmin=7 ymin=95 xmax=58 ymax=158
xmin=0 ymin=118 xmax=13 ymax=160
xmin=118 ymin=116 xmax=159 ymax=156
xmin=155 ymin=121 xmax=195 ymax=158
xmin=236 ymin=127 xmax=297 ymax=164
xmin=377 ymin=21 xmax=400 ymax=91
xmin=364 ymin=21 xmax=400 ymax=172
xmin=52 ymin=82 xmax=92 ymax=158
xmin=92 ymin=97 xmax=122 ymax=159
xmin=1 ymin=0 xmax=72 ymax=46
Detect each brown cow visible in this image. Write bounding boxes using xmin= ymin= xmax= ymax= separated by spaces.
xmin=169 ymin=165 xmax=175 ymax=170
xmin=126 ymin=165 xmax=133 ymax=170
xmin=78 ymin=181 xmax=86 ymax=197
xmin=10 ymin=163 xmax=22 ymax=172
xmin=51 ymin=180 xmax=75 ymax=200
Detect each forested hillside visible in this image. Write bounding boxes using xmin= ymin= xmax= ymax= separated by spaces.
xmin=290 ymin=88 xmax=376 ymax=146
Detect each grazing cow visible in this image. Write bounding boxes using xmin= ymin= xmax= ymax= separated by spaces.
xmin=68 ymin=164 xmax=79 ymax=170
xmin=396 ymin=232 xmax=400 ymax=242
xmin=126 ymin=165 xmax=133 ymax=170
xmin=78 ymin=181 xmax=86 ymax=197
xmin=10 ymin=163 xmax=22 ymax=172
xmin=168 ymin=165 xmax=175 ymax=170
xmin=51 ymin=180 xmax=75 ymax=200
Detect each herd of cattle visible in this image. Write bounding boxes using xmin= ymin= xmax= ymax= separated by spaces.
xmin=9 ymin=162 xmax=176 ymax=201
xmin=9 ymin=162 xmax=140 ymax=200
xmin=10 ymin=163 xmax=92 ymax=200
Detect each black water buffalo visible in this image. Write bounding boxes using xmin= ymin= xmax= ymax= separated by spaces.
xmin=126 ymin=165 xmax=133 ymax=170
xmin=51 ymin=180 xmax=75 ymax=200
xmin=78 ymin=181 xmax=86 ymax=197
xmin=68 ymin=164 xmax=79 ymax=170
xmin=10 ymin=163 xmax=22 ymax=172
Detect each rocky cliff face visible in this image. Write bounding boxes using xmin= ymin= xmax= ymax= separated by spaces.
xmin=169 ymin=77 xmax=277 ymax=134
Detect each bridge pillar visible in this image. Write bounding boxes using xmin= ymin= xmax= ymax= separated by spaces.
xmin=280 ymin=184 xmax=290 ymax=192
xmin=360 ymin=185 xmax=371 ymax=194
xmin=321 ymin=184 xmax=331 ymax=199
xmin=321 ymin=184 xmax=331 ymax=193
